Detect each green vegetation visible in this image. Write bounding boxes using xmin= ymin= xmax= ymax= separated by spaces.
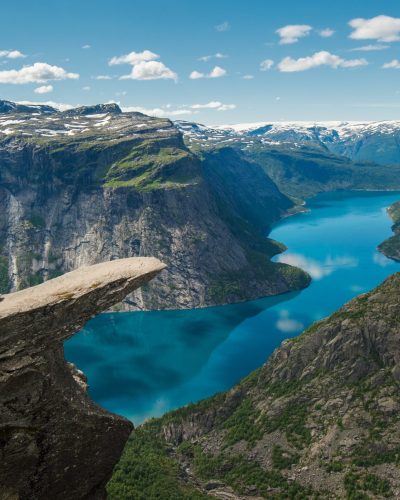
xmin=222 ymin=399 xmax=265 ymax=446
xmin=178 ymin=443 xmax=315 ymax=498
xmin=262 ymin=402 xmax=311 ymax=449
xmin=0 ymin=255 xmax=9 ymax=293
xmin=103 ymin=139 xmax=198 ymax=191
xmin=28 ymin=272 xmax=43 ymax=287
xmin=271 ymin=445 xmax=299 ymax=470
xmin=27 ymin=214 xmax=46 ymax=229
xmin=107 ymin=424 xmax=208 ymax=500
xmin=344 ymin=471 xmax=392 ymax=499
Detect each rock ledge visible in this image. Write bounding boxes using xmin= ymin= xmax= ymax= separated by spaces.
xmin=0 ymin=257 xmax=165 ymax=500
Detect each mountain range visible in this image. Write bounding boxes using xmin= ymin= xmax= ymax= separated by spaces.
xmin=1 ymin=100 xmax=400 ymax=311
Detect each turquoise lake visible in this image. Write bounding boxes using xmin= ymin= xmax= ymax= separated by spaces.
xmin=65 ymin=191 xmax=400 ymax=424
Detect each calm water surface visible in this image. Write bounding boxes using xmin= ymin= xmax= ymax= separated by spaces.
xmin=65 ymin=191 xmax=400 ymax=423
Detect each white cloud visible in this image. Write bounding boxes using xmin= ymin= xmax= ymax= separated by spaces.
xmin=276 ymin=310 xmax=304 ymax=333
xmin=189 ymin=66 xmax=227 ymax=79
xmin=242 ymin=74 xmax=254 ymax=79
xmin=319 ymin=28 xmax=335 ymax=37
xmin=0 ymin=50 xmax=26 ymax=59
xmin=82 ymin=86 xmax=91 ymax=91
xmin=191 ymin=101 xmax=236 ymax=111
xmin=198 ymin=53 xmax=227 ymax=62
xmin=383 ymin=59 xmax=400 ymax=69
xmin=94 ymin=75 xmax=113 ymax=80
xmin=209 ymin=66 xmax=226 ymax=78
xmin=278 ymin=51 xmax=368 ymax=72
xmin=189 ymin=70 xmax=204 ymax=80
xmin=349 ymin=15 xmax=400 ymax=42
xmin=17 ymin=100 xmax=73 ymax=111
xmin=276 ymin=24 xmax=312 ymax=44
xmin=349 ymin=44 xmax=389 ymax=51
xmin=215 ymin=21 xmax=230 ymax=32
xmin=121 ymin=105 xmax=193 ymax=117
xmin=0 ymin=62 xmax=79 ymax=84
xmin=121 ymin=100 xmax=236 ymax=117
xmin=260 ymin=59 xmax=274 ymax=71
xmin=121 ymin=60 xmax=177 ymax=81
xmin=277 ymin=253 xmax=358 ymax=279
xmin=34 ymin=85 xmax=53 ymax=94
xmin=82 ymin=44 xmax=91 ymax=49
xmin=109 ymin=50 xmax=159 ymax=66
xmin=109 ymin=50 xmax=177 ymax=81
xmin=217 ymin=103 xmax=236 ymax=111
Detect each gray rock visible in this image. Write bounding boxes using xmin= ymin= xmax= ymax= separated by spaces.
xmin=0 ymin=257 xmax=165 ymax=499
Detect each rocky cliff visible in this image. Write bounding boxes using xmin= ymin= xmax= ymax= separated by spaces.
xmin=108 ymin=273 xmax=400 ymax=499
xmin=379 ymin=201 xmax=400 ymax=262
xmin=0 ymin=101 xmax=308 ymax=310
xmin=0 ymin=256 xmax=164 ymax=500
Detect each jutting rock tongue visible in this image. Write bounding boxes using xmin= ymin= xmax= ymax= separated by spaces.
xmin=0 ymin=257 xmax=166 ymax=500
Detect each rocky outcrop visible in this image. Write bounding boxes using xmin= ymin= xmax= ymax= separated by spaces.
xmin=379 ymin=201 xmax=400 ymax=262
xmin=109 ymin=273 xmax=400 ymax=499
xmin=0 ymin=257 xmax=165 ymax=500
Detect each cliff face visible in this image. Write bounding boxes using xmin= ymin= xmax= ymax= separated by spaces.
xmin=109 ymin=273 xmax=400 ymax=499
xmin=0 ymin=102 xmax=308 ymax=310
xmin=379 ymin=201 xmax=400 ymax=262
xmin=0 ymin=257 xmax=165 ymax=500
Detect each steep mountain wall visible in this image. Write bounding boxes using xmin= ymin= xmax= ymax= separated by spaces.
xmin=0 ymin=104 xmax=308 ymax=310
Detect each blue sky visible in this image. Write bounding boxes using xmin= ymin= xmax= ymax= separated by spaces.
xmin=1 ymin=0 xmax=400 ymax=124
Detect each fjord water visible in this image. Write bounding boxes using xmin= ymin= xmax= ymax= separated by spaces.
xmin=65 ymin=191 xmax=400 ymax=423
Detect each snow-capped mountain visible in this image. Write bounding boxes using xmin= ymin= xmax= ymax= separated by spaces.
xmin=176 ymin=120 xmax=400 ymax=165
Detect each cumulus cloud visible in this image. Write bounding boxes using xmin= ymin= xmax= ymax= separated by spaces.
xmin=82 ymin=44 xmax=91 ymax=49
xmin=189 ymin=70 xmax=204 ymax=80
xmin=0 ymin=62 xmax=79 ymax=84
xmin=34 ymin=85 xmax=53 ymax=94
xmin=189 ymin=66 xmax=227 ymax=79
xmin=349 ymin=44 xmax=389 ymax=51
xmin=276 ymin=24 xmax=312 ymax=44
xmin=276 ymin=310 xmax=304 ymax=333
xmin=0 ymin=50 xmax=26 ymax=59
xmin=349 ymin=15 xmax=400 ymax=42
xmin=121 ymin=105 xmax=193 ymax=117
xmin=94 ymin=75 xmax=113 ymax=80
xmin=319 ymin=28 xmax=335 ymax=37
xmin=109 ymin=50 xmax=158 ymax=66
xmin=215 ymin=21 xmax=230 ymax=32
xmin=109 ymin=50 xmax=177 ymax=81
xmin=198 ymin=53 xmax=227 ymax=62
xmin=242 ymin=74 xmax=254 ymax=79
xmin=278 ymin=51 xmax=368 ymax=72
xmin=191 ymin=101 xmax=236 ymax=111
xmin=260 ymin=59 xmax=274 ymax=71
xmin=82 ymin=86 xmax=91 ymax=91
xmin=17 ymin=100 xmax=73 ymax=111
xmin=121 ymin=60 xmax=177 ymax=81
xmin=121 ymin=100 xmax=236 ymax=117
xmin=382 ymin=59 xmax=400 ymax=69
xmin=209 ymin=66 xmax=226 ymax=77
